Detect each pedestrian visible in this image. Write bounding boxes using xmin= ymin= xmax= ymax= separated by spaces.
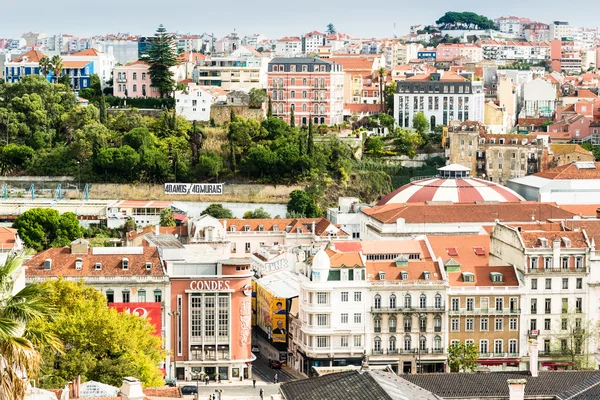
xmin=212 ymin=395 xmax=216 ymax=400
xmin=217 ymin=374 xmax=221 ymax=383
xmin=274 ymin=373 xmax=278 ymax=384
xmin=253 ymin=379 xmax=256 ymax=388
xmin=205 ymin=376 xmax=209 ymax=386
xmin=259 ymin=388 xmax=264 ymax=399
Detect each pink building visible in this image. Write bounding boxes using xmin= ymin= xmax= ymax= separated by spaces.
xmin=112 ymin=61 xmax=160 ymax=98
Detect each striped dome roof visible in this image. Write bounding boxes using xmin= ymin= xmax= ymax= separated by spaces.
xmin=378 ymin=165 xmax=525 ymax=205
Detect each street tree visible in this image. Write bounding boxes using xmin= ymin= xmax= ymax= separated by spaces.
xmin=145 ymin=25 xmax=178 ymax=98
xmin=550 ymin=310 xmax=600 ymax=369
xmin=448 ymin=342 xmax=479 ymax=372
xmin=32 ymin=279 xmax=165 ymax=388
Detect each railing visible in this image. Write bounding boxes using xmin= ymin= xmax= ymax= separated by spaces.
xmin=432 ymin=348 xmax=444 ymax=354
xmin=389 ymin=327 xmax=396 ymax=333
xmin=374 ymin=327 xmax=381 ymax=333
xmin=448 ymin=308 xmax=521 ymax=315
xmin=434 ymin=327 xmax=442 ymax=332
xmin=527 ymin=267 xmax=588 ymax=274
xmin=371 ymin=306 xmax=445 ymax=313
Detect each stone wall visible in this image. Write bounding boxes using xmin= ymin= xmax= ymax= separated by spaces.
xmin=210 ymin=105 xmax=265 ymax=125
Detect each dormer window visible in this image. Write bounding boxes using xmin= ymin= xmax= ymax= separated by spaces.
xmin=273 ymin=225 xmax=279 ymax=232
xmin=145 ymin=262 xmax=152 ymax=270
xmin=297 ymin=228 xmax=302 ymax=233
xmin=490 ymin=272 xmax=503 ymax=283
xmin=539 ymin=238 xmax=548 ymax=247
xmin=258 ymin=225 xmax=264 ymax=232
xmin=230 ymin=225 xmax=236 ymax=232
xmin=401 ymin=271 xmax=408 ymax=280
xmin=95 ymin=262 xmax=102 ymax=271
xmin=562 ymin=237 xmax=571 ymax=248
xmin=43 ymin=259 xmax=52 ymax=270
xmin=243 ymin=225 xmax=250 ymax=232
xmin=378 ymin=271 xmax=386 ymax=280
xmin=424 ymin=271 xmax=430 ymax=280
xmin=462 ymin=272 xmax=474 ymax=282
xmin=75 ymin=258 xmax=83 ymax=270
xmin=122 ymin=258 xmax=129 ymax=270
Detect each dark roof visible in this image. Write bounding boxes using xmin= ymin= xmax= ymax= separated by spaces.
xmin=402 ymin=371 xmax=600 ymax=399
xmin=270 ymin=57 xmax=332 ymax=64
xmin=280 ymin=371 xmax=392 ymax=400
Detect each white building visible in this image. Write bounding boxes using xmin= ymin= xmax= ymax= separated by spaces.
xmin=394 ymin=70 xmax=484 ymax=129
xmin=174 ymin=84 xmax=218 ymax=121
xmin=520 ymin=78 xmax=558 ymax=118
xmin=274 ymin=37 xmax=303 ymax=57
xmin=494 ymin=16 xmax=531 ymax=38
xmin=550 ymin=21 xmax=572 ymax=41
xmin=64 ymin=48 xmax=116 ymax=88
xmin=94 ymin=39 xmax=139 ymax=65
xmin=303 ymin=31 xmax=325 ymax=55
xmin=481 ymin=41 xmax=551 ymax=63
xmin=242 ymin=34 xmax=268 ymax=49
xmin=327 ymin=197 xmax=367 ymax=239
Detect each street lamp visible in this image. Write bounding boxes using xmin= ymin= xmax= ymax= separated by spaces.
xmin=191 ymin=372 xmax=201 ymax=400
xmin=169 ymin=311 xmax=181 ymax=381
xmin=214 ymin=389 xmax=223 ymax=400
xmin=417 ymin=312 xmax=427 ymax=374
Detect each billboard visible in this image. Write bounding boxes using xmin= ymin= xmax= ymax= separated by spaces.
xmin=251 ymin=281 xmax=257 ymax=326
xmin=255 ymin=284 xmax=287 ymax=343
xmin=418 ymin=51 xmax=437 ymax=59
xmin=164 ymin=183 xmax=223 ymax=195
xmin=109 ymin=302 xmax=162 ymax=337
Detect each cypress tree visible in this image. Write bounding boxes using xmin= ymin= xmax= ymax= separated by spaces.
xmin=307 ymin=117 xmax=314 ymax=157
xmin=99 ymin=94 xmax=107 ymax=124
xmin=289 ymin=107 xmax=295 ymax=128
xmin=267 ymin=96 xmax=273 ymax=117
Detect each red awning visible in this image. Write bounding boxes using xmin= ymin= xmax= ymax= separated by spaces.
xmin=477 ymin=358 xmax=520 ymax=366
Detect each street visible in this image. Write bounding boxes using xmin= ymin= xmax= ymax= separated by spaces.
xmin=250 ymin=355 xmax=296 ymax=384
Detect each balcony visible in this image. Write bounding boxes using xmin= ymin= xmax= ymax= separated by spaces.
xmin=448 ymin=308 xmax=521 ymax=315
xmin=434 ymin=326 xmax=442 ymax=332
xmin=419 ymin=326 xmax=427 ymax=333
xmin=374 ymin=327 xmax=381 ymax=333
xmin=432 ymin=348 xmax=444 ymax=354
xmin=371 ymin=306 xmax=445 ymax=313
xmin=389 ymin=327 xmax=397 ymax=333
xmin=117 ymin=78 xmax=127 ymax=83
xmin=527 ymin=267 xmax=588 ymax=274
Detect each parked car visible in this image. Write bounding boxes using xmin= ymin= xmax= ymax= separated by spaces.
xmin=251 ymin=345 xmax=260 ymax=353
xmin=180 ymin=386 xmax=198 ymax=395
xmin=268 ymin=359 xmax=282 ymax=369
xmin=164 ymin=378 xmax=176 ymax=387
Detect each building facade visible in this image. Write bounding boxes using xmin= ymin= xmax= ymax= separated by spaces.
xmin=112 ymin=61 xmax=160 ymax=98
xmin=267 ymin=58 xmax=344 ymax=125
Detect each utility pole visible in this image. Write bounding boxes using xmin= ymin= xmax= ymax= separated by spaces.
xmin=169 ymin=311 xmax=181 ymax=381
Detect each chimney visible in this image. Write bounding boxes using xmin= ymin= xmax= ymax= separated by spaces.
xmin=312 ymin=221 xmax=316 ymax=234
xmin=507 ymin=379 xmax=527 ymax=400
xmin=120 ymin=377 xmax=145 ymax=400
xmin=155 ymin=224 xmax=160 ymax=236
xmin=529 ymin=339 xmax=539 ymax=377
xmin=552 ymin=238 xmax=561 ymax=269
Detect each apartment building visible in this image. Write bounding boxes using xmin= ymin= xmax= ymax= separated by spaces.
xmin=551 ymin=40 xmax=582 ymax=74
xmin=550 ymin=21 xmax=572 ymax=41
xmin=112 ymin=61 xmax=160 ymax=98
xmin=274 ymin=37 xmax=302 ymax=57
xmin=193 ymin=46 xmax=270 ymax=91
xmin=328 ymin=56 xmax=383 ymax=104
xmin=429 ymin=235 xmax=522 ymax=371
xmin=523 ymin=23 xmax=551 ymax=42
xmin=494 ymin=16 xmax=531 ymax=38
xmin=174 ymin=83 xmax=221 ymax=122
xmin=436 ymin=44 xmax=483 ymax=63
xmin=303 ymin=31 xmax=325 ymax=54
xmin=489 ymin=224 xmax=592 ymax=369
xmin=267 ymin=57 xmax=344 ymax=125
xmin=394 ymin=70 xmax=484 ymax=129
xmin=481 ymin=41 xmax=551 ymax=63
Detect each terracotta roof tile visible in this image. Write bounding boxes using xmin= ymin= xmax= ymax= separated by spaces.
xmin=534 ymin=162 xmax=600 ymax=180
xmin=520 ymin=230 xmax=588 ymax=248
xmin=71 ymin=48 xmax=102 ymax=56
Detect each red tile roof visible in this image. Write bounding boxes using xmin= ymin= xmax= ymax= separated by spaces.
xmin=71 ymin=48 xmax=102 ymax=56
xmin=520 ymin=230 xmax=588 ymax=248
xmin=0 ymin=227 xmax=18 ymax=249
xmin=534 ymin=162 xmax=600 ymax=180
xmin=127 ymin=226 xmax=187 ymax=241
xmin=558 ymin=204 xmax=600 ymax=217
xmin=12 ymin=50 xmax=47 ymax=63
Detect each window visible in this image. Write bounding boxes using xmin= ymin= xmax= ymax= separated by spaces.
xmin=531 ymin=258 xmax=538 ymax=269
xmin=562 ymin=298 xmax=568 ymax=313
xmin=354 ymin=292 xmax=362 ymax=302
xmin=561 ymin=318 xmax=567 ymax=330
xmin=451 ymin=298 xmax=459 ymax=311
xmin=530 ymin=319 xmax=537 ymax=331
xmin=576 ymin=298 xmax=582 ymax=313
xmin=404 ymin=336 xmax=412 ymax=351
xmin=374 ymin=317 xmax=381 ymax=332
xmin=317 ymin=314 xmax=328 ymax=326
xmin=495 ymin=298 xmax=503 ymax=311
xmin=106 ymin=290 xmax=114 ymax=303
xmin=419 ymin=316 xmax=426 ymax=332
xmin=404 ymin=294 xmax=412 ymax=309
xmin=354 ymin=313 xmax=362 ymax=323
xmin=154 ymin=290 xmax=162 ymax=302
xmin=562 ymin=257 xmax=569 ymax=269
xmin=290 ymin=78 xmax=295 ymax=86
xmin=480 ymin=318 xmax=489 ymax=331
xmin=562 ymin=278 xmax=569 ymax=289
xmin=354 ymin=336 xmax=362 ymax=347
xmin=389 ymin=294 xmax=397 ymax=308
xmin=419 ymin=336 xmax=427 ymax=351
xmin=341 ymin=292 xmax=348 ymax=302
xmin=531 ymin=278 xmax=537 ymax=289
xmin=245 ymin=243 xmax=251 ymax=253
xmin=138 ymin=290 xmax=146 ymax=302
xmin=577 ymin=278 xmax=583 ymax=289
xmin=341 ymin=313 xmax=348 ymax=324
xmin=509 ymin=339 xmax=518 ymax=354
xmin=531 ymin=299 xmax=537 ymax=314
xmin=317 ymin=292 xmax=328 ymax=304
xmin=466 ymin=298 xmax=474 ymax=311
xmin=495 ymin=318 xmax=503 ymax=331
xmin=509 ymin=318 xmax=518 ymax=331
xmin=545 ymin=278 xmax=551 ymax=289
xmin=466 ymin=318 xmax=474 ymax=331
xmin=480 ymin=340 xmax=489 ymax=354
xmin=317 ymin=336 xmax=328 ymax=348
xmin=122 ymin=291 xmax=130 ymax=303
xmin=434 ymin=316 xmax=441 ymax=332
xmin=373 ymin=336 xmax=382 ymax=352
xmin=545 ymin=298 xmax=551 ymax=314
xmin=132 ymin=72 xmax=137 ymax=80
xmin=435 ymin=294 xmax=442 ymax=309
xmin=434 ymin=336 xmax=442 ymax=351
xmin=132 ymin=84 xmax=137 ymax=92
xmin=419 ymin=294 xmax=427 ymax=309
xmin=389 ymin=316 xmax=397 ymax=332
xmin=576 ymin=257 xmax=583 ymax=270
xmin=389 ymin=336 xmax=397 ymax=351
xmin=374 ymin=294 xmax=381 ymax=309
xmin=544 ymin=318 xmax=551 ymax=330
xmin=451 ymin=318 xmax=459 ymax=331
xmin=142 ymin=72 xmax=146 ymax=80
xmin=340 ymin=336 xmax=348 ymax=347
xmin=122 ymin=258 xmax=129 ymax=270
xmin=494 ymin=339 xmax=503 ymax=354
xmin=544 ymin=258 xmax=552 ymax=269
xmin=404 ymin=317 xmax=412 ymax=332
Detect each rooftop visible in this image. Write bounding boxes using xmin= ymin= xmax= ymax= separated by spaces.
xmin=534 ymin=162 xmax=600 ymax=180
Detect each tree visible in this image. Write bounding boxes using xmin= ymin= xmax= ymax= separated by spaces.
xmin=384 ymin=81 xmax=396 ymax=115
xmin=50 ymin=55 xmax=63 ymax=83
xmin=145 ymin=25 xmax=178 ymax=98
xmin=0 ymin=255 xmax=62 ymax=400
xmin=393 ymin=127 xmax=424 ymax=158
xmin=364 ymin=136 xmax=384 ymax=154
xmin=201 ymin=204 xmax=233 ymax=219
xmin=377 ymin=67 xmax=387 ymax=112
xmin=249 ymin=88 xmax=267 ymax=109
xmin=98 ymin=94 xmax=107 ymax=124
xmin=412 ymin=111 xmax=430 ymax=139
xmin=38 ymin=56 xmax=52 ymax=79
xmin=549 ymin=310 xmax=600 ymax=370
xmin=160 ymin=208 xmax=176 ymax=227
xmin=12 ymin=208 xmax=83 ymax=251
xmin=289 ymin=107 xmax=295 ymax=128
xmin=243 ymin=207 xmax=271 ymax=219
xmin=58 ymin=74 xmax=71 ymax=89
xmin=287 ymin=189 xmax=320 ymax=217
xmin=267 ymin=96 xmax=273 ymax=117
xmin=448 ymin=342 xmax=479 ymax=372
xmin=307 ymin=118 xmax=314 ymax=157
xmin=326 ymin=23 xmax=337 ymax=34
xmin=31 ymin=279 xmax=164 ymax=388
xmin=197 ymin=151 xmax=223 ymax=179
xmin=435 ymin=11 xmax=496 ymax=30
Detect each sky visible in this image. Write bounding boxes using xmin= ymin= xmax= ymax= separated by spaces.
xmin=2 ymin=0 xmax=600 ymax=39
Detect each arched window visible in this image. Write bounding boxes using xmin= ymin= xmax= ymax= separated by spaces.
xmin=404 ymin=335 xmax=411 ymax=351
xmin=404 ymin=316 xmax=411 ymax=332
xmin=302 ymin=78 xmax=307 ymax=86
xmin=374 ymin=316 xmax=381 ymax=332
xmin=320 ymin=117 xmax=325 ymax=124
xmin=435 ymin=294 xmax=442 ymax=309
xmin=314 ymin=104 xmax=319 ymax=114
xmin=389 ymin=336 xmax=397 ymax=351
xmin=430 ymin=115 xmax=436 ymax=128
xmin=314 ymin=78 xmax=319 ymax=87
xmin=374 ymin=294 xmax=381 ymax=309
xmin=278 ymin=90 xmax=283 ymax=100
xmin=389 ymin=294 xmax=396 ymax=309
xmin=320 ymin=104 xmax=325 ymax=114
xmin=314 ymin=117 xmax=319 ymax=124
xmin=279 ymin=104 xmax=284 ymax=113
xmin=142 ymin=84 xmax=146 ymax=96
xmin=302 ymin=90 xmax=307 ymax=99
xmin=301 ymin=117 xmax=307 ymax=125
xmin=272 ymin=91 xmax=277 ymax=101
xmin=290 ymin=78 xmax=296 ymax=86
xmin=290 ymin=90 xmax=296 ymax=99
xmin=389 ymin=316 xmax=397 ymax=332
xmin=132 ymin=72 xmax=137 ymax=80
xmin=434 ymin=315 xmax=442 ymax=332
xmin=419 ymin=335 xmax=427 ymax=351
xmin=302 ymin=104 xmax=307 ymax=112
xmin=404 ymin=294 xmax=412 ymax=309
xmin=290 ymin=103 xmax=295 ymax=111
xmin=434 ymin=335 xmax=442 ymax=351
xmin=420 ymin=294 xmax=427 ymax=309
xmin=374 ymin=336 xmax=382 ymax=352
xmin=419 ymin=315 xmax=427 ymax=332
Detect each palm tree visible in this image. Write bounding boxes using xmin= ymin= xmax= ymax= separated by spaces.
xmin=0 ymin=255 xmax=61 ymax=400
xmin=38 ymin=57 xmax=52 ymax=80
xmin=50 ymin=55 xmax=63 ymax=84
xmin=378 ymin=67 xmax=387 ymax=113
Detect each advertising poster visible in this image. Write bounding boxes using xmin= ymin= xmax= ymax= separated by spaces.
xmin=251 ymin=280 xmax=257 ymax=326
xmin=256 ymin=284 xmax=287 ymax=343
xmin=109 ymin=302 xmax=162 ymax=337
